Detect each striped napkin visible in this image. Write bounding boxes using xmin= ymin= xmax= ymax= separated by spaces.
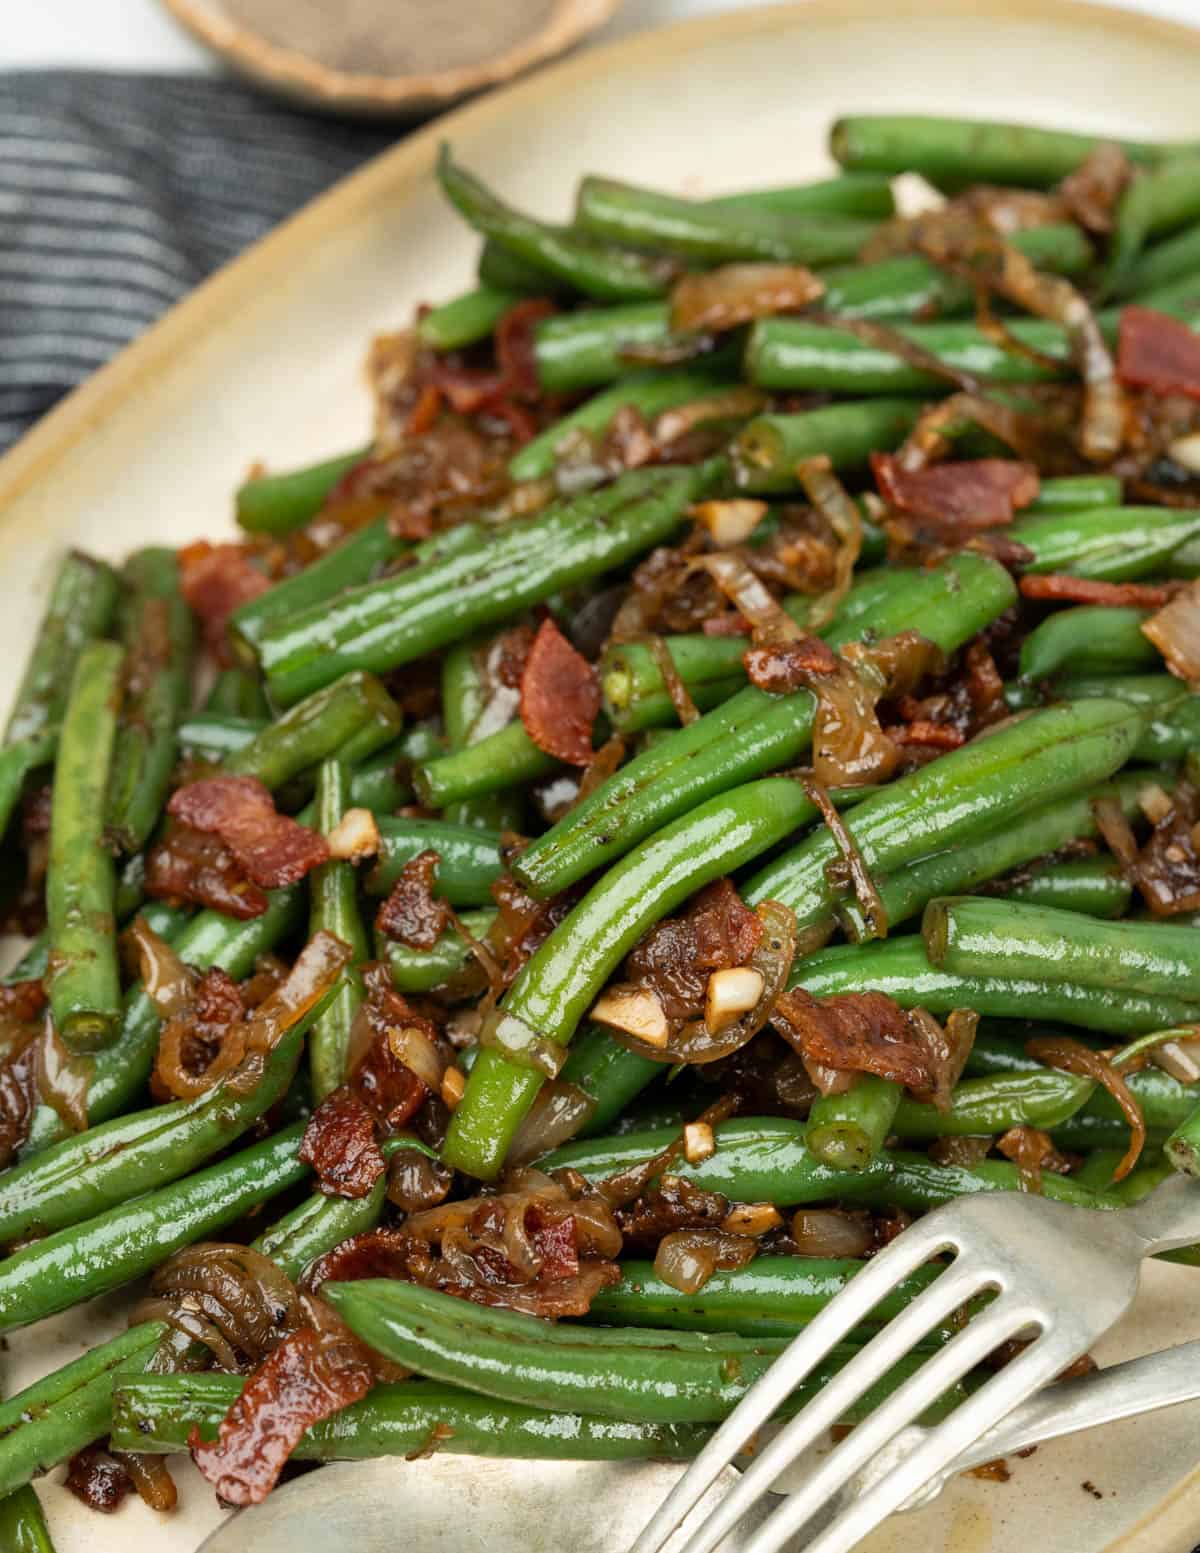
xmin=0 ymin=72 xmax=395 ymax=454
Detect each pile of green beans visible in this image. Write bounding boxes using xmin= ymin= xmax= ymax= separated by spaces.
xmin=11 ymin=109 xmax=1200 ymax=1539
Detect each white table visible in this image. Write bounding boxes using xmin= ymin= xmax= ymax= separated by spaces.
xmin=3 ymin=0 xmax=1200 ymax=72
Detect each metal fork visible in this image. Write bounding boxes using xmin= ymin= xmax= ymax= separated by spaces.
xmin=630 ymin=1174 xmax=1200 ymax=1553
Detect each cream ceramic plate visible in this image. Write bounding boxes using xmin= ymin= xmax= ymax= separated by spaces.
xmin=4 ymin=2 xmax=1200 ymax=1549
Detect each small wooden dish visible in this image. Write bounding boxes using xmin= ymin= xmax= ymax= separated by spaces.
xmin=160 ymin=0 xmax=624 ymax=117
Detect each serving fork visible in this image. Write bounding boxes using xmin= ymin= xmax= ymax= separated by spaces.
xmin=630 ymin=1173 xmax=1200 ymax=1553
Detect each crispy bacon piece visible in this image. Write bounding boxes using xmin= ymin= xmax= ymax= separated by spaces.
xmin=65 ymin=1445 xmax=134 ymax=1513
xmin=872 ymin=454 xmax=1039 ymax=535
xmin=996 ymin=1125 xmax=1068 ymax=1194
xmin=486 ymin=873 xmax=577 ymax=987
xmin=190 ymin=1323 xmax=374 ymax=1505
xmin=346 ymin=963 xmax=442 ymax=1131
xmin=169 ymin=775 xmax=329 ymax=889
xmin=519 ymin=618 xmax=600 ymax=766
xmin=1094 ymin=785 xmax=1200 ymax=918
xmin=375 ymin=849 xmax=451 ymax=950
xmin=625 ymin=879 xmax=763 ymax=1027
xmin=772 ymin=989 xmax=973 ymax=1098
xmin=1118 ymin=306 xmax=1200 ymax=401
xmin=1019 ymin=575 xmax=1185 ymax=608
xmin=0 ymin=979 xmax=46 ymax=1023
xmin=299 ymin=1087 xmax=386 ymax=1200
xmin=743 ymin=635 xmax=838 ymax=693
xmin=146 ymin=823 xmax=268 ymax=919
xmin=495 ymin=299 xmax=558 ymax=400
xmin=178 ymin=542 xmax=270 ymax=664
xmin=0 ymin=1036 xmax=38 ymax=1170
xmin=617 ymin=1175 xmax=730 ymax=1255
xmin=304 ymin=1226 xmax=422 ymax=1290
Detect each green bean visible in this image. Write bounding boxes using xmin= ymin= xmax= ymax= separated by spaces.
xmin=309 ymin=760 xmax=369 ymax=1102
xmin=414 ymin=719 xmax=557 ymax=810
xmin=558 ymin=1025 xmax=663 ymax=1137
xmin=744 ymin=699 xmax=1141 ymax=937
xmin=733 ymin=398 xmax=923 ymax=493
xmin=257 ymin=464 xmax=716 ymax=705
xmin=439 ymin=639 xmax=525 ymax=832
xmin=439 ymin=148 xmax=675 ymax=303
xmin=575 ymin=176 xmax=877 ymax=267
xmin=601 ymin=634 xmax=753 ymax=734
xmin=791 ymin=935 xmax=1200 ymax=1037
xmin=817 ymin=223 xmax=1093 ymax=322
xmin=515 ymin=551 xmax=1016 ymax=899
xmin=1022 ymin=475 xmax=1124 ymax=514
xmin=1107 ymin=155 xmax=1200 ymax=296
xmin=1166 ymin=1098 xmax=1200 ymax=1176
xmin=226 ymin=669 xmax=403 ymax=788
xmin=5 ymin=550 xmax=120 ymax=746
xmin=839 ymin=772 xmax=1149 ymax=942
xmin=178 ymin=710 xmax=266 ymax=761
xmin=235 ymin=447 xmax=368 ymax=536
xmin=323 ymin=1280 xmax=966 ymax=1427
xmin=926 ymin=895 xmax=1200 ymax=1001
xmin=1002 ymin=857 xmax=1132 ymax=919
xmin=511 ymin=371 xmax=742 ymax=484
xmin=382 ymin=908 xmax=495 ymax=994
xmin=0 ymin=1124 xmax=309 ymax=1332
xmin=368 ymin=816 xmax=503 ymax=905
xmin=443 ymin=776 xmax=827 ymax=1179
xmin=1009 ymin=506 xmax=1200 ymax=580
xmin=892 ymin=1071 xmax=1095 ymax=1141
xmin=25 ymin=884 xmax=305 ymax=1154
xmin=417 ymin=285 xmax=523 ymax=351
xmin=544 ymin=1116 xmax=1122 ymax=1211
xmin=829 ymin=114 xmax=1184 ymax=186
xmin=1019 ymin=605 xmax=1157 ymax=681
xmin=805 ymin=1075 xmax=902 ymax=1172
xmin=1047 ymin=673 xmax=1200 ymax=762
xmin=230 ymin=517 xmax=405 ymax=659
xmin=703 ymin=172 xmax=896 ymax=218
xmin=203 ymin=666 xmax=270 ymax=718
xmin=588 ymin=1258 xmax=943 ymax=1340
xmin=348 ymin=731 xmax=427 ymax=812
xmin=1124 ymin=219 xmax=1200 ymax=298
xmin=0 ymin=1323 xmax=165 ymax=1499
xmin=105 ymin=548 xmax=196 ymax=854
xmin=0 ymin=1482 xmax=53 ymax=1551
xmin=746 ymin=303 xmax=1200 ymax=395
xmin=112 ymin=1371 xmax=712 ymax=1463
xmin=45 ymin=641 xmax=124 ymax=1051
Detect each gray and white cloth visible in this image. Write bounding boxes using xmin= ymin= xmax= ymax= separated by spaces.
xmin=0 ymin=72 xmax=396 ymax=453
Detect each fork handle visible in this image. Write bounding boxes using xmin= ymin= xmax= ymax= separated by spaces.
xmin=1123 ymin=1174 xmax=1200 ymax=1255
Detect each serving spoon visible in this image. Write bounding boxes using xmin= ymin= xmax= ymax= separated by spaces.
xmin=200 ymin=1335 xmax=1200 ymax=1553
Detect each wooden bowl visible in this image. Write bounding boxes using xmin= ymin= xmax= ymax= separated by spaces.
xmin=160 ymin=0 xmax=624 ymax=116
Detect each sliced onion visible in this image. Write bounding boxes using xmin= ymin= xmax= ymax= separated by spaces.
xmin=691 ymin=551 xmax=802 ymax=645
xmin=326 ymin=808 xmax=380 ymax=862
xmin=128 ymin=917 xmax=196 ymax=1018
xmin=226 ymin=931 xmax=353 ymax=1096
xmin=590 ymin=985 xmax=670 ymax=1047
xmin=670 ymin=264 xmax=823 ymax=333
xmin=1142 ymin=580 xmax=1200 ymax=685
xmin=1150 ymin=1037 xmax=1200 ymax=1084
xmin=639 ymin=635 xmax=699 ymax=726
xmin=794 ymin=456 xmax=863 ymax=632
xmin=790 ymin=1208 xmax=874 ymax=1258
xmin=690 ymin=499 xmax=769 ymax=548
xmin=387 ymin=1024 xmax=445 ymax=1094
xmin=117 ymin=1452 xmax=177 ymax=1513
xmin=1027 ymin=1035 xmax=1144 ymax=1181
xmin=721 ymin=1203 xmax=783 ymax=1236
xmin=653 ymin=1228 xmax=757 ymax=1294
xmin=33 ymin=1020 xmax=91 ymax=1134
xmin=654 ymin=387 xmax=768 ymax=445
xmin=507 ymin=1080 xmax=598 ymax=1167
xmin=705 ymin=968 xmax=766 ymax=1035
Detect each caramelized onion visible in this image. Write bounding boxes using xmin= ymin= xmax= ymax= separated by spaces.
xmin=691 ymin=551 xmax=802 ymax=645
xmin=129 ymin=918 xmax=196 ymax=1017
xmin=386 ymin=1147 xmax=454 ymax=1213
xmin=33 ymin=1020 xmax=91 ymax=1134
xmin=135 ymin=1243 xmax=303 ymax=1371
xmin=1142 ymin=579 xmax=1200 ymax=685
xmin=387 ymin=1024 xmax=445 ymax=1094
xmin=226 ymin=930 xmax=352 ymax=1096
xmin=653 ymin=1228 xmax=756 ymax=1293
xmin=1027 ymin=1035 xmax=1144 ymax=1180
xmin=118 ymin=1451 xmax=178 ymax=1512
xmin=671 ymin=265 xmax=822 ymax=333
xmin=790 ymin=1207 xmax=874 ymax=1259
xmin=507 ymin=1079 xmax=597 ymax=1167
xmin=794 ymin=456 xmax=863 ymax=631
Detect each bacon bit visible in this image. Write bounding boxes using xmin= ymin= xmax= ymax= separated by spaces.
xmin=618 ymin=1171 xmax=730 ymax=1252
xmin=1059 ymin=144 xmax=1132 ymax=233
xmin=1141 ymin=579 xmax=1200 ymax=684
xmin=345 ymin=963 xmax=443 ymax=1130
xmin=0 ymin=1032 xmax=39 ymax=1170
xmin=65 ymin=1444 xmax=134 ymax=1513
xmin=625 ymin=880 xmax=763 ymax=1027
xmin=873 ymin=453 xmax=1039 ymax=535
xmin=146 ymin=822 xmax=269 ymax=919
xmin=169 ymin=775 xmax=329 ymax=889
xmin=495 ymin=299 xmax=558 ymax=401
xmin=703 ymin=613 xmax=752 ymax=637
xmin=485 ymin=873 xmax=578 ymax=988
xmin=996 ymin=1125 xmax=1062 ymax=1194
xmin=375 ymin=850 xmax=451 ymax=949
xmin=1027 ymin=1035 xmax=1145 ymax=1180
xmin=0 ymin=980 xmax=47 ymax=1022
xmin=300 ymin=1087 xmax=385 ymax=1199
xmin=889 ymin=719 xmax=966 ymax=750
xmin=178 ymin=542 xmax=270 ymax=664
xmin=772 ymin=989 xmax=971 ymax=1096
xmin=1093 ymin=788 xmax=1200 ymax=919
xmin=670 ymin=263 xmax=823 ymax=333
xmin=519 ymin=617 xmax=600 ymax=766
xmin=743 ymin=635 xmax=838 ymax=693
xmin=908 ymin=1007 xmax=978 ymax=1112
xmin=405 ymin=382 xmax=443 ymax=437
xmin=1019 ymin=575 xmax=1185 ymax=608
xmin=190 ymin=1323 xmax=374 ymax=1505
xmin=1118 ymin=306 xmax=1200 ymax=401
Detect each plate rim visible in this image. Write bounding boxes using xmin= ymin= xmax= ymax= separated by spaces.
xmin=4 ymin=3 xmax=1200 ymax=1547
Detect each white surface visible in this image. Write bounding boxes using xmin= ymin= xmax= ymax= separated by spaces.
xmin=3 ymin=0 xmax=1200 ymax=73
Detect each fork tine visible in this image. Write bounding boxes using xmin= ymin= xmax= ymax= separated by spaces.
xmin=762 ymin=1320 xmax=1081 ymax=1553
xmin=667 ymin=1259 xmax=995 ymax=1553
xmin=738 ymin=1295 xmax=1038 ymax=1553
xmin=626 ymin=1217 xmax=959 ymax=1553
